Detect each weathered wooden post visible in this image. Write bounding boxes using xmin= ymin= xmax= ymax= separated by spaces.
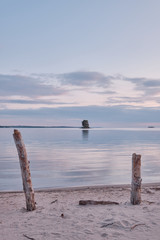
xmin=131 ymin=153 xmax=142 ymax=205
xmin=13 ymin=129 xmax=36 ymax=211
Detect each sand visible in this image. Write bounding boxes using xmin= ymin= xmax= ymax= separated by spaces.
xmin=0 ymin=183 xmax=160 ymax=240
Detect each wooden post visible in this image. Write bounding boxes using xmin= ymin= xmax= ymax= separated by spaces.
xmin=13 ymin=129 xmax=36 ymax=211
xmin=131 ymin=153 xmax=142 ymax=205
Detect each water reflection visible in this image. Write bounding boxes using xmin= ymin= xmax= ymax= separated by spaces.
xmin=82 ymin=129 xmax=89 ymax=140
xmin=0 ymin=128 xmax=160 ymax=191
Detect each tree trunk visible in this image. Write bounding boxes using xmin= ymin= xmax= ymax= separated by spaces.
xmin=130 ymin=153 xmax=142 ymax=205
xmin=13 ymin=129 xmax=36 ymax=211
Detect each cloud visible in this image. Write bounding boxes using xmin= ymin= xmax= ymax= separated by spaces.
xmin=90 ymin=90 xmax=116 ymax=95
xmin=0 ymin=105 xmax=160 ymax=126
xmin=0 ymin=74 xmax=66 ymax=97
xmin=0 ymin=99 xmax=72 ymax=105
xmin=0 ymin=72 xmax=115 ymax=110
xmin=1 ymin=72 xmax=160 ymax=112
xmin=56 ymin=71 xmax=112 ymax=87
xmin=124 ymin=76 xmax=160 ymax=97
xmin=2 ymin=71 xmax=160 ymax=127
xmin=106 ymin=96 xmax=143 ymax=105
xmin=143 ymin=80 xmax=160 ymax=87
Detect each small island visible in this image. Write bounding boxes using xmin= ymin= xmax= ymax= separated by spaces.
xmin=82 ymin=120 xmax=90 ymax=128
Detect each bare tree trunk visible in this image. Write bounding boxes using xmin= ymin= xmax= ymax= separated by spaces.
xmin=131 ymin=153 xmax=142 ymax=205
xmin=13 ymin=129 xmax=36 ymax=211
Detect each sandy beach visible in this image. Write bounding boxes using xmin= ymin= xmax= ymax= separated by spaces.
xmin=0 ymin=183 xmax=160 ymax=240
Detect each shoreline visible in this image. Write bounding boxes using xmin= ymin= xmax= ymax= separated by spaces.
xmin=1 ymin=182 xmax=160 ymax=194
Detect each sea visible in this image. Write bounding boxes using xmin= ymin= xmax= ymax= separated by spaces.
xmin=0 ymin=127 xmax=160 ymax=191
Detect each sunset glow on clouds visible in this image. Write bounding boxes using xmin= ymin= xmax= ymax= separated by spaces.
xmin=1 ymin=0 xmax=160 ymax=126
xmin=1 ymin=72 xmax=160 ymax=109
xmin=1 ymin=72 xmax=160 ymax=126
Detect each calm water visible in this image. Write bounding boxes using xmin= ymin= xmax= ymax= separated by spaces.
xmin=0 ymin=128 xmax=160 ymax=191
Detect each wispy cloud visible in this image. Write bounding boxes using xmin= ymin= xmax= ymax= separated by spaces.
xmin=143 ymin=80 xmax=160 ymax=87
xmin=106 ymin=96 xmax=144 ymax=105
xmin=89 ymin=90 xmax=116 ymax=95
xmin=1 ymin=70 xmax=160 ymax=127
xmin=1 ymin=72 xmax=160 ymax=112
xmin=124 ymin=76 xmax=160 ymax=97
xmin=0 ymin=74 xmax=66 ymax=97
xmin=0 ymin=99 xmax=73 ymax=105
xmin=1 ymin=105 xmax=160 ymax=126
xmin=56 ymin=71 xmax=112 ymax=87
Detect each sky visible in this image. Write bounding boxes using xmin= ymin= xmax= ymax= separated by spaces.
xmin=0 ymin=0 xmax=160 ymax=127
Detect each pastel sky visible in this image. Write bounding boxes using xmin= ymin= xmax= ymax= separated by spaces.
xmin=1 ymin=0 xmax=160 ymax=127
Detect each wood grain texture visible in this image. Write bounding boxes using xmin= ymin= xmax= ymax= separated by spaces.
xmin=130 ymin=153 xmax=142 ymax=205
xmin=13 ymin=129 xmax=36 ymax=211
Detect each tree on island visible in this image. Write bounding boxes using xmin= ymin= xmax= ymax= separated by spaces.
xmin=82 ymin=120 xmax=89 ymax=128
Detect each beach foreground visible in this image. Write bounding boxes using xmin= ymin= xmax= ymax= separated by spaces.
xmin=0 ymin=184 xmax=160 ymax=240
